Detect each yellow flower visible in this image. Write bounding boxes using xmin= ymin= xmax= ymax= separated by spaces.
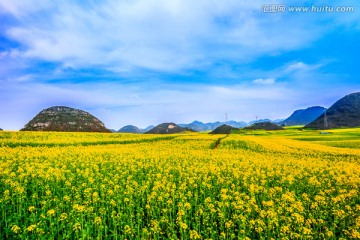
xmin=94 ymin=217 xmax=102 ymax=225
xmin=60 ymin=213 xmax=68 ymax=221
xmin=73 ymin=223 xmax=81 ymax=232
xmin=281 ymin=225 xmax=290 ymax=234
xmin=3 ymin=190 xmax=10 ymax=198
xmin=27 ymin=224 xmax=37 ymax=232
xmin=350 ymin=230 xmax=360 ymax=239
xmin=225 ymin=220 xmax=234 ymax=229
xmin=28 ymin=206 xmax=36 ymax=212
xmin=178 ymin=209 xmax=185 ymax=217
xmin=73 ymin=204 xmax=86 ymax=212
xmin=302 ymin=227 xmax=312 ymax=235
xmin=124 ymin=225 xmax=131 ymax=234
xmin=179 ymin=222 xmax=188 ymax=230
xmin=11 ymin=225 xmax=21 ymax=234
xmin=190 ymin=230 xmax=201 ymax=239
xmin=110 ymin=199 xmax=116 ymax=206
xmin=184 ymin=202 xmax=191 ymax=210
xmin=47 ymin=209 xmax=55 ymax=216
xmin=326 ymin=230 xmax=333 ymax=237
xmin=63 ymin=195 xmax=71 ymax=202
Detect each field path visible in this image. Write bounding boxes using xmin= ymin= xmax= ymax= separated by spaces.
xmin=211 ymin=134 xmax=229 ymax=149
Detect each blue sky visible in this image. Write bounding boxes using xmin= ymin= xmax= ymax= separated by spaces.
xmin=0 ymin=0 xmax=360 ymax=130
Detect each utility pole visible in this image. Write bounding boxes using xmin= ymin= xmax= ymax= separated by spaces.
xmin=324 ymin=111 xmax=328 ymax=129
xmin=225 ymin=113 xmax=228 ymax=122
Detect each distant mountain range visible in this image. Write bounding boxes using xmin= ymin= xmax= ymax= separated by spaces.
xmin=118 ymin=118 xmax=306 ymax=133
xmin=117 ymin=112 xmax=325 ymax=133
xmin=121 ymin=108 xmax=326 ymax=132
xmin=21 ymin=99 xmax=356 ymax=133
xmin=247 ymin=119 xmax=283 ymax=125
xmin=178 ymin=119 xmax=284 ymax=132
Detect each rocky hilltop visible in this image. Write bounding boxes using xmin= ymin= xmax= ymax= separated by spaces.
xmin=305 ymin=92 xmax=360 ymax=129
xmin=21 ymin=106 xmax=110 ymax=132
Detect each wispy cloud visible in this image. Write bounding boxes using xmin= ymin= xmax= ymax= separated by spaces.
xmin=283 ymin=62 xmax=324 ymax=74
xmin=253 ymin=78 xmax=276 ymax=85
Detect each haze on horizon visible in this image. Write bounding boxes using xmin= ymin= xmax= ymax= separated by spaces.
xmin=0 ymin=0 xmax=360 ymax=130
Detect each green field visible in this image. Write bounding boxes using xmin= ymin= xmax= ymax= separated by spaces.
xmin=1 ymin=128 xmax=360 ymax=239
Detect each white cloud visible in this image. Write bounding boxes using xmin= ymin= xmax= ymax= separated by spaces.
xmin=0 ymin=0 xmax=52 ymax=18
xmin=285 ymin=62 xmax=308 ymax=72
xmin=0 ymin=0 xmax=344 ymax=73
xmin=283 ymin=61 xmax=324 ymax=73
xmin=253 ymin=78 xmax=276 ymax=85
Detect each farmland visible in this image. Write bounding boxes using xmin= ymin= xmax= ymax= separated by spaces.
xmin=1 ymin=128 xmax=360 ymax=239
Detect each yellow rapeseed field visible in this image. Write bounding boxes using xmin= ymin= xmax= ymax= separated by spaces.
xmin=1 ymin=128 xmax=360 ymax=239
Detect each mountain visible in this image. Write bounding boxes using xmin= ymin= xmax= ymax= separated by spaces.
xmin=118 ymin=125 xmax=141 ymax=133
xmin=179 ymin=120 xmax=247 ymax=132
xmin=210 ymin=124 xmax=238 ymax=134
xmin=21 ymin=106 xmax=111 ymax=132
xmin=244 ymin=121 xmax=284 ymax=130
xmin=179 ymin=121 xmax=210 ymax=131
xmin=305 ymin=92 xmax=360 ymax=129
xmin=281 ymin=106 xmax=326 ymax=126
xmin=225 ymin=120 xmax=248 ymax=128
xmin=272 ymin=119 xmax=285 ymax=123
xmin=140 ymin=125 xmax=154 ymax=133
xmin=0 ymin=128 xmax=2 ymax=131
xmin=247 ymin=118 xmax=273 ymax=125
xmin=145 ymin=123 xmax=189 ymax=134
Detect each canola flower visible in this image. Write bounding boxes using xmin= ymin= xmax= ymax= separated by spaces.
xmin=0 ymin=129 xmax=360 ymax=239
